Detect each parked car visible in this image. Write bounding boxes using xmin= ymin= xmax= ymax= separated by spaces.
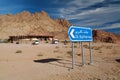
xmin=52 ymin=39 xmax=59 ymax=44
xmin=32 ymin=40 xmax=39 ymax=45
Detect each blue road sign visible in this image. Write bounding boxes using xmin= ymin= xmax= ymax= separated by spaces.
xmin=68 ymin=26 xmax=93 ymax=42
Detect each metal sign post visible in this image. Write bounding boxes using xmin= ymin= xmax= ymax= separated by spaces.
xmin=89 ymin=42 xmax=92 ymax=64
xmin=81 ymin=42 xmax=84 ymax=66
xmin=72 ymin=42 xmax=74 ymax=69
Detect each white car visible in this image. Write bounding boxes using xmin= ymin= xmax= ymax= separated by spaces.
xmin=32 ymin=40 xmax=39 ymax=45
xmin=52 ymin=39 xmax=59 ymax=44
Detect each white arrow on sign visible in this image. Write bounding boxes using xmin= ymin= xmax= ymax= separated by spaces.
xmin=70 ymin=29 xmax=75 ymax=38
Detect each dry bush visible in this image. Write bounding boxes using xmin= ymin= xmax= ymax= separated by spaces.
xmin=106 ymin=45 xmax=113 ymax=49
xmin=45 ymin=41 xmax=49 ymax=43
xmin=77 ymin=54 xmax=81 ymax=56
xmin=67 ymin=51 xmax=72 ymax=57
xmin=98 ymin=50 xmax=102 ymax=53
xmin=74 ymin=45 xmax=78 ymax=48
xmin=112 ymin=49 xmax=120 ymax=54
xmin=15 ymin=50 xmax=22 ymax=53
xmin=83 ymin=44 xmax=89 ymax=49
xmin=92 ymin=46 xmax=103 ymax=50
xmin=57 ymin=56 xmax=63 ymax=58
xmin=37 ymin=53 xmax=43 ymax=56
xmin=70 ymin=45 xmax=77 ymax=48
xmin=55 ymin=46 xmax=59 ymax=49
xmin=64 ymin=46 xmax=68 ymax=48
xmin=54 ymin=50 xmax=59 ymax=53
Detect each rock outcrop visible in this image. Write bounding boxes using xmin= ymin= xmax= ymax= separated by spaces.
xmin=93 ymin=30 xmax=120 ymax=43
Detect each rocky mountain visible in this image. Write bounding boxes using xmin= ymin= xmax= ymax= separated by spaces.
xmin=93 ymin=30 xmax=120 ymax=43
xmin=0 ymin=10 xmax=120 ymax=43
xmin=0 ymin=10 xmax=71 ymax=39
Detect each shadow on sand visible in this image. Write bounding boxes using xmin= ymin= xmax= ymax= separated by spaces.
xmin=33 ymin=58 xmax=73 ymax=69
xmin=34 ymin=58 xmax=61 ymax=63
xmin=116 ymin=59 xmax=120 ymax=63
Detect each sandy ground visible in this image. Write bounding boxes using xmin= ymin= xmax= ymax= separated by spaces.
xmin=0 ymin=42 xmax=120 ymax=80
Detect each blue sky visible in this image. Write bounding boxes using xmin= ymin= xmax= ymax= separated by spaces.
xmin=0 ymin=0 xmax=120 ymax=34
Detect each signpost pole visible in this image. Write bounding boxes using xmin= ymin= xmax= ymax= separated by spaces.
xmin=72 ymin=42 xmax=74 ymax=69
xmin=81 ymin=42 xmax=84 ymax=66
xmin=89 ymin=42 xmax=92 ymax=64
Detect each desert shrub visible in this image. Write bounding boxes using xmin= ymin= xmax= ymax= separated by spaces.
xmin=74 ymin=45 xmax=77 ymax=48
xmin=92 ymin=46 xmax=103 ymax=50
xmin=98 ymin=50 xmax=102 ymax=53
xmin=106 ymin=45 xmax=113 ymax=49
xmin=112 ymin=49 xmax=120 ymax=54
xmin=70 ymin=45 xmax=77 ymax=48
xmin=15 ymin=50 xmax=22 ymax=53
xmin=65 ymin=46 xmax=68 ymax=48
xmin=16 ymin=42 xmax=19 ymax=44
xmin=55 ymin=46 xmax=59 ymax=49
xmin=54 ymin=50 xmax=59 ymax=53
xmin=83 ymin=44 xmax=89 ymax=49
xmin=94 ymin=46 xmax=101 ymax=50
xmin=45 ymin=41 xmax=49 ymax=43
xmin=57 ymin=56 xmax=63 ymax=58
xmin=67 ymin=51 xmax=72 ymax=56
xmin=37 ymin=53 xmax=43 ymax=56
xmin=77 ymin=54 xmax=81 ymax=56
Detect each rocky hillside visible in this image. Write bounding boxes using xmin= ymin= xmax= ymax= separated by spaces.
xmin=0 ymin=10 xmax=120 ymax=43
xmin=93 ymin=30 xmax=120 ymax=43
xmin=0 ymin=10 xmax=71 ymax=39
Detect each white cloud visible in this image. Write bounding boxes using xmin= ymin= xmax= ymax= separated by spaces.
xmin=61 ymin=6 xmax=120 ymax=29
xmin=51 ymin=0 xmax=120 ymax=33
xmin=78 ymin=8 xmax=103 ymax=16
xmin=99 ymin=23 xmax=120 ymax=30
xmin=59 ymin=7 xmax=76 ymax=15
xmin=67 ymin=0 xmax=104 ymax=8
xmin=54 ymin=0 xmax=105 ymax=19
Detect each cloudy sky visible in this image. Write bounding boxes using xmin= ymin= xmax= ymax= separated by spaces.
xmin=0 ymin=0 xmax=120 ymax=34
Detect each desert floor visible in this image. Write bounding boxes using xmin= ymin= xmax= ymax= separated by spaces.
xmin=0 ymin=41 xmax=120 ymax=80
